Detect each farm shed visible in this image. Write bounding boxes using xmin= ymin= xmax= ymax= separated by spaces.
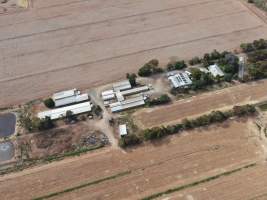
xmin=120 ymin=86 xmax=149 ymax=96
xmin=113 ymin=80 xmax=132 ymax=92
xmin=101 ymin=90 xmax=115 ymax=101
xmin=208 ymin=64 xmax=224 ymax=77
xmin=168 ymin=72 xmax=192 ymax=88
xmin=110 ymin=96 xmax=145 ymax=113
xmin=54 ymin=93 xmax=89 ymax=107
xmin=38 ymin=102 xmax=92 ymax=120
xmin=52 ymin=88 xmax=80 ymax=101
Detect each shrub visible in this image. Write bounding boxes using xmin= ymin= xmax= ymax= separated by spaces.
xmin=119 ymin=134 xmax=141 ymax=148
xmin=138 ymin=59 xmax=163 ymax=77
xmin=126 ymin=73 xmax=137 ymax=87
xmin=189 ymin=57 xmax=202 ymax=65
xmin=167 ymin=60 xmax=187 ymax=71
xmin=44 ymin=98 xmax=55 ymax=108
xmin=147 ymin=94 xmax=171 ymax=106
xmin=38 ymin=117 xmax=54 ymax=131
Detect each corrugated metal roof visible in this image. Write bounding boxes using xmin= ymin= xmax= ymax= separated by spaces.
xmin=54 ymin=93 xmax=89 ymax=107
xmin=120 ymin=86 xmax=149 ymax=96
xmin=208 ymin=64 xmax=224 ymax=77
xmin=53 ymin=89 xmax=79 ymax=100
xmin=113 ymin=80 xmax=131 ymax=91
xmin=168 ymin=72 xmax=192 ymax=88
xmin=110 ymin=96 xmax=145 ymax=112
xmin=38 ymin=102 xmax=92 ymax=120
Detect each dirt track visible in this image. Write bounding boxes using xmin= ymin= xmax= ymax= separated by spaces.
xmin=0 ymin=120 xmax=263 ymax=200
xmin=0 ymin=0 xmax=267 ymax=107
xmin=134 ymin=79 xmax=267 ymax=128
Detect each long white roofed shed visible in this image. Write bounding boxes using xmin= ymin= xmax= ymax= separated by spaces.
xmin=55 ymin=93 xmax=89 ymax=107
xmin=110 ymin=95 xmax=145 ymax=113
xmin=52 ymin=89 xmax=79 ymax=101
xmin=38 ymin=102 xmax=92 ymax=120
xmin=113 ymin=80 xmax=131 ymax=92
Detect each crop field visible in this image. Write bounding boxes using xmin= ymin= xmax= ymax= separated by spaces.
xmin=0 ymin=0 xmax=267 ymax=107
xmin=134 ymin=79 xmax=267 ymax=128
xmin=0 ymin=120 xmax=264 ymax=200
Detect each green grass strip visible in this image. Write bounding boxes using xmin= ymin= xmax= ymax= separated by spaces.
xmin=33 ymin=170 xmax=131 ymax=200
xmin=142 ymin=163 xmax=256 ymax=200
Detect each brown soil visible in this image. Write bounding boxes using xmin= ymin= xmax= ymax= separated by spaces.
xmin=134 ymin=79 xmax=267 ymax=128
xmin=1 ymin=0 xmax=267 ymax=107
xmin=0 ymin=119 xmax=263 ymax=200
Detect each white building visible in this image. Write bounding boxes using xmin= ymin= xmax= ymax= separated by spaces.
xmin=54 ymin=93 xmax=89 ymax=107
xmin=208 ymin=64 xmax=224 ymax=77
xmin=168 ymin=72 xmax=192 ymax=88
xmin=52 ymin=88 xmax=89 ymax=107
xmin=38 ymin=102 xmax=92 ymax=120
xmin=101 ymin=90 xmax=115 ymax=101
xmin=119 ymin=124 xmax=128 ymax=137
xmin=52 ymin=89 xmax=80 ymax=101
xmin=113 ymin=80 xmax=132 ymax=92
xmin=110 ymin=95 xmax=145 ymax=113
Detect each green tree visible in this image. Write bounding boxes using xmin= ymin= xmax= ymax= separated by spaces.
xmin=44 ymin=98 xmax=55 ymax=108
xmin=126 ymin=73 xmax=137 ymax=87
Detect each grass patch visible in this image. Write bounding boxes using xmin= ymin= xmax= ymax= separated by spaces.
xmin=142 ymin=163 xmax=256 ymax=200
xmin=33 ymin=170 xmax=131 ymax=200
xmin=259 ymin=103 xmax=267 ymax=111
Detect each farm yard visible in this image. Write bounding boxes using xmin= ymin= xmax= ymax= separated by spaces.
xmin=1 ymin=0 xmax=267 ymax=200
xmin=1 ymin=0 xmax=267 ymax=107
xmin=0 ymin=119 xmax=265 ymax=200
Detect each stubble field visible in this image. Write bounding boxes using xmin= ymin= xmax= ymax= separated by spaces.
xmin=0 ymin=0 xmax=267 ymax=107
xmin=0 ymin=120 xmax=264 ymax=200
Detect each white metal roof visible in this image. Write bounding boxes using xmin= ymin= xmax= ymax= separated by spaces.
xmin=110 ymin=96 xmax=145 ymax=112
xmin=116 ymin=92 xmax=125 ymax=102
xmin=168 ymin=72 xmax=192 ymax=88
xmin=113 ymin=80 xmax=131 ymax=91
xmin=101 ymin=90 xmax=114 ymax=96
xmin=119 ymin=124 xmax=127 ymax=137
xmin=208 ymin=64 xmax=224 ymax=77
xmin=120 ymin=86 xmax=149 ymax=96
xmin=54 ymin=93 xmax=89 ymax=107
xmin=53 ymin=89 xmax=79 ymax=100
xmin=38 ymin=102 xmax=92 ymax=120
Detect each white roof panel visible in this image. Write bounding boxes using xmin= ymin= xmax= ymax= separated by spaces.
xmin=38 ymin=102 xmax=92 ymax=120
xmin=55 ymin=93 xmax=89 ymax=107
xmin=53 ymin=89 xmax=78 ymax=100
xmin=119 ymin=124 xmax=127 ymax=136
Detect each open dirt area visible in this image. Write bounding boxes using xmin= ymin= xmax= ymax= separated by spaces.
xmin=1 ymin=0 xmax=267 ymax=107
xmin=134 ymin=79 xmax=267 ymax=128
xmin=0 ymin=119 xmax=264 ymax=200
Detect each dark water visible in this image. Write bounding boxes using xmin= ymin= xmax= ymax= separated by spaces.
xmin=0 ymin=113 xmax=16 ymax=138
xmin=0 ymin=141 xmax=14 ymax=162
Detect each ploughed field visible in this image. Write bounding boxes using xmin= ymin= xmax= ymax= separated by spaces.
xmin=1 ymin=0 xmax=267 ymax=107
xmin=134 ymin=79 xmax=267 ymax=128
xmin=0 ymin=120 xmax=263 ymax=200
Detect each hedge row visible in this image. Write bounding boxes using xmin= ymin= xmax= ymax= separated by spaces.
xmin=119 ymin=104 xmax=256 ymax=148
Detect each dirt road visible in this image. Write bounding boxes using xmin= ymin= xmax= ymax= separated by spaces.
xmin=0 ymin=120 xmax=263 ymax=200
xmin=0 ymin=0 xmax=267 ymax=107
xmin=134 ymin=80 xmax=267 ymax=128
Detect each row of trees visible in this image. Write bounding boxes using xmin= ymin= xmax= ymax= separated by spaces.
xmin=119 ymin=104 xmax=256 ymax=148
xmin=138 ymin=59 xmax=163 ymax=77
xmin=240 ymin=39 xmax=267 ymax=53
xmin=146 ymin=94 xmax=171 ymax=107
